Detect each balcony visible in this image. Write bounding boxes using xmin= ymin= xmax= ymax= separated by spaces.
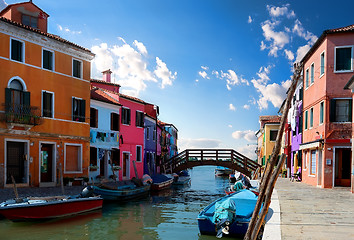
xmin=1 ymin=103 xmax=42 ymax=129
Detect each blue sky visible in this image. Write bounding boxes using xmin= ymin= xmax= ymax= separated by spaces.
xmin=2 ymin=0 xmax=353 ymax=159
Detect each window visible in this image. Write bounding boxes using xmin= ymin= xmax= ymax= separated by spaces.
xmin=146 ymin=127 xmax=150 ymax=140
xmin=310 ymin=108 xmax=313 ymax=128
xmin=5 ymin=79 xmax=30 ymax=114
xmin=310 ymin=63 xmax=314 ymax=84
xmin=65 ymin=144 xmax=82 ymax=173
xmin=90 ymin=108 xmax=98 ymax=128
xmin=111 ymin=112 xmax=119 ymax=131
xmin=42 ymin=49 xmax=54 ymax=70
xmin=335 ymin=46 xmax=352 ymax=72
xmin=121 ymin=108 xmax=131 ymax=125
xmin=269 ymin=130 xmax=278 ymax=141
xmin=111 ymin=149 xmax=120 ymax=166
xmin=310 ymin=150 xmax=316 ymax=175
xmin=72 ymin=97 xmax=85 ymax=122
xmin=304 ymin=110 xmax=308 ymax=130
xmin=72 ymin=59 xmax=82 ymax=78
xmin=305 ymin=68 xmax=309 ymax=88
xmin=136 ymin=111 xmax=144 ymax=127
xmin=320 ymin=102 xmax=324 ymax=124
xmin=136 ymin=146 xmax=142 ymax=162
xmin=11 ymin=39 xmax=24 ymax=62
xmin=42 ymin=91 xmax=54 ymax=118
xmin=320 ymin=51 xmax=325 ymax=76
xmin=330 ymin=99 xmax=352 ymax=122
xmin=153 ymin=126 xmax=156 ymax=141
xmin=22 ymin=15 xmax=38 ymax=28
xmin=90 ymin=147 xmax=97 ymax=166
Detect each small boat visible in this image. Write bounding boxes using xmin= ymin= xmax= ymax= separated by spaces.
xmin=215 ymin=166 xmax=233 ymax=176
xmin=0 ymin=186 xmax=103 ymax=222
xmin=197 ymin=189 xmax=258 ymax=238
xmin=151 ymin=174 xmax=173 ymax=191
xmin=92 ymin=179 xmax=151 ymax=201
xmin=172 ymin=171 xmax=191 ymax=186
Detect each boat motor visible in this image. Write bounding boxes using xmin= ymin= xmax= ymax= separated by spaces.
xmin=80 ymin=186 xmax=95 ymax=198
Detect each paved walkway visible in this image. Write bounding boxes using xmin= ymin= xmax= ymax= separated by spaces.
xmin=274 ymin=178 xmax=354 ymax=240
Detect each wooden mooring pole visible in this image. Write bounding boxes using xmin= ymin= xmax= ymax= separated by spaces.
xmin=244 ymin=63 xmax=302 ymax=240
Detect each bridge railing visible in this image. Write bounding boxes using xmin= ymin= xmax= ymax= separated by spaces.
xmin=163 ymin=149 xmax=261 ymax=177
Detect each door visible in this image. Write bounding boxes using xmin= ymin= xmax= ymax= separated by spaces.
xmin=6 ymin=141 xmax=26 ymax=184
xmin=317 ymin=150 xmax=322 ymax=186
xmin=40 ymin=144 xmax=53 ymax=183
xmin=335 ymin=148 xmax=352 ymax=187
xmin=122 ymin=152 xmax=130 ymax=178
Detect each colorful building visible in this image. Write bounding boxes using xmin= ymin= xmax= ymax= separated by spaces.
xmin=0 ymin=1 xmax=94 ymax=187
xmin=89 ymin=86 xmax=121 ymax=182
xmin=144 ymin=103 xmax=158 ymax=175
xmin=300 ymin=24 xmax=354 ymax=189
xmin=256 ymin=116 xmax=281 ymax=167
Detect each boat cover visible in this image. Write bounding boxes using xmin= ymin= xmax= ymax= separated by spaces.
xmin=212 ymin=198 xmax=236 ymax=224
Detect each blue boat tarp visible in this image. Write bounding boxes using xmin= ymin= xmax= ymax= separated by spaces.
xmin=151 ymin=174 xmax=172 ymax=184
xmin=212 ymin=198 xmax=236 ymax=224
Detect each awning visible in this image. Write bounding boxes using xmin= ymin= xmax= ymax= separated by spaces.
xmin=299 ymin=140 xmax=322 ymax=150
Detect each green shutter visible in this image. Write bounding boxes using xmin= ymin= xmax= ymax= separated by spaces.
xmin=5 ymin=88 xmax=11 ymax=112
xmin=23 ymin=91 xmax=30 ymax=107
xmin=72 ymin=98 xmax=75 ymax=121
xmin=349 ymin=99 xmax=352 ymax=122
xmin=330 ymin=99 xmax=336 ymax=122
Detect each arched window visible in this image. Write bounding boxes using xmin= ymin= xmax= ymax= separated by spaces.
xmin=5 ymin=78 xmax=30 ymax=113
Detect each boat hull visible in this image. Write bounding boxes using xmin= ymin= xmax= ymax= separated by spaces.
xmin=0 ymin=197 xmax=103 ymax=221
xmin=92 ymin=184 xmax=150 ymax=201
xmin=197 ymin=189 xmax=258 ymax=237
xmin=151 ymin=178 xmax=173 ymax=191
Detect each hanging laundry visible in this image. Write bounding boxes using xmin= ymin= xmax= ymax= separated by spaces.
xmin=99 ymin=149 xmax=105 ymax=160
xmin=90 ymin=131 xmax=97 ymax=143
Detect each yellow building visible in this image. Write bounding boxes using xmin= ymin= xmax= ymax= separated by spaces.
xmin=0 ymin=2 xmax=94 ymax=187
xmin=256 ymin=116 xmax=281 ymax=167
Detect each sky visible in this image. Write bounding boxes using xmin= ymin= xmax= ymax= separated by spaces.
xmin=1 ymin=0 xmax=353 ymax=160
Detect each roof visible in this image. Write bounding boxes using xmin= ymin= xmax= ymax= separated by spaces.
xmin=301 ymin=24 xmax=354 ymax=63
xmin=119 ymin=93 xmax=145 ymax=104
xmin=0 ymin=16 xmax=94 ymax=55
xmin=91 ymin=87 xmax=121 ymax=106
xmin=158 ymin=120 xmax=178 ymax=131
xmin=91 ymin=79 xmax=121 ymax=87
xmin=0 ymin=1 xmax=49 ymax=17
xmin=259 ymin=115 xmax=281 ymax=129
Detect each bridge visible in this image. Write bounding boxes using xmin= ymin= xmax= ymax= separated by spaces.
xmin=162 ymin=149 xmax=261 ymax=178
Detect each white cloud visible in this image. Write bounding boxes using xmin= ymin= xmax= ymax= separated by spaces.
xmin=228 ymin=125 xmax=233 ymax=128
xmin=91 ymin=38 xmax=176 ymax=96
xmin=260 ymin=41 xmax=267 ymax=51
xmin=229 ymin=103 xmax=236 ymax=111
xmin=213 ymin=69 xmax=249 ymax=90
xmin=179 ymin=138 xmax=222 ymax=151
xmin=57 ymin=24 xmax=81 ymax=35
xmin=267 ymin=4 xmax=295 ymax=18
xmin=154 ymin=57 xmax=177 ymax=89
xmin=248 ymin=16 xmax=253 ymax=23
xmin=284 ymin=49 xmax=294 ymax=61
xmin=0 ymin=0 xmax=7 ymax=11
xmin=261 ymin=20 xmax=289 ymax=56
xmin=231 ymin=130 xmax=257 ymax=142
xmin=201 ymin=66 xmax=209 ymax=70
xmin=133 ymin=40 xmax=148 ymax=55
xmin=292 ymin=19 xmax=317 ymax=44
xmin=198 ymin=71 xmax=208 ymax=79
xmin=195 ymin=79 xmax=199 ymax=83
xmin=295 ymin=44 xmax=311 ymax=63
xmin=237 ymin=145 xmax=257 ymax=160
xmin=251 ymin=65 xmax=290 ymax=110
xmin=243 ymin=104 xmax=250 ymax=110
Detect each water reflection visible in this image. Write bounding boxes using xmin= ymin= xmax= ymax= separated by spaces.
xmin=0 ymin=166 xmax=240 ymax=240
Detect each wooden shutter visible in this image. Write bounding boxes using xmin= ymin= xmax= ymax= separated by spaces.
xmin=23 ymin=91 xmax=30 ymax=107
xmin=349 ymin=99 xmax=352 ymax=122
xmin=80 ymin=99 xmax=86 ymax=122
xmin=128 ymin=109 xmax=131 ymax=125
xmin=66 ymin=145 xmax=79 ymax=172
xmin=5 ymin=88 xmax=11 ymax=112
xmin=329 ymin=99 xmax=336 ymax=122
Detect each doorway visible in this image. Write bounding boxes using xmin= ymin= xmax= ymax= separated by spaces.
xmin=317 ymin=150 xmax=322 ymax=186
xmin=40 ymin=143 xmax=55 ymax=185
xmin=6 ymin=141 xmax=27 ymax=185
xmin=122 ymin=152 xmax=130 ymax=179
xmin=335 ymin=148 xmax=352 ymax=187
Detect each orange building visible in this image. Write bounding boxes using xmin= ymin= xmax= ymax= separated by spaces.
xmin=0 ymin=1 xmax=94 ymax=187
xmin=300 ymin=24 xmax=354 ymax=189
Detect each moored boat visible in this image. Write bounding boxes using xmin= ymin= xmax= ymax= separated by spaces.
xmin=151 ymin=174 xmax=173 ymax=191
xmin=92 ymin=179 xmax=151 ymax=201
xmin=215 ymin=166 xmax=233 ymax=176
xmin=0 ymin=187 xmax=103 ymax=222
xmin=197 ymin=189 xmax=258 ymax=238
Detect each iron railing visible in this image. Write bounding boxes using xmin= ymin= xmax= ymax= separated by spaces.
xmin=2 ymin=103 xmax=42 ymax=126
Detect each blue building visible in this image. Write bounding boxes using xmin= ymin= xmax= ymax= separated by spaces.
xmin=144 ymin=103 xmax=158 ymax=175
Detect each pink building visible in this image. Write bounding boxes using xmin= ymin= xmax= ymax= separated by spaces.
xmin=91 ymin=70 xmax=145 ymax=180
xmin=300 ymin=24 xmax=354 ymax=189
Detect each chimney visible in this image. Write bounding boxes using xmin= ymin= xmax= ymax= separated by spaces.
xmin=102 ymin=69 xmax=112 ymax=83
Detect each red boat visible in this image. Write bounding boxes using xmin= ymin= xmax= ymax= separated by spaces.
xmin=151 ymin=174 xmax=173 ymax=191
xmin=0 ymin=187 xmax=103 ymax=221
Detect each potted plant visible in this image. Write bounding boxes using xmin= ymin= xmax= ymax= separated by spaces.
xmin=89 ymin=165 xmax=99 ymax=171
xmin=112 ymin=166 xmax=121 ymax=171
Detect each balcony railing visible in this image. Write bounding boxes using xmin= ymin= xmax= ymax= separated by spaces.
xmin=2 ymin=103 xmax=42 ymax=126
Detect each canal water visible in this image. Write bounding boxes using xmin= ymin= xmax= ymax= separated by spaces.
xmin=0 ymin=166 xmax=241 ymax=240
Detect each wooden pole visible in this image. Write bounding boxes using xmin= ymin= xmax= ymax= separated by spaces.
xmin=59 ymin=163 xmax=65 ymax=195
xmin=244 ymin=63 xmax=302 ymax=240
xmin=11 ymin=175 xmax=20 ymax=202
xmin=250 ymin=154 xmax=286 ymax=240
